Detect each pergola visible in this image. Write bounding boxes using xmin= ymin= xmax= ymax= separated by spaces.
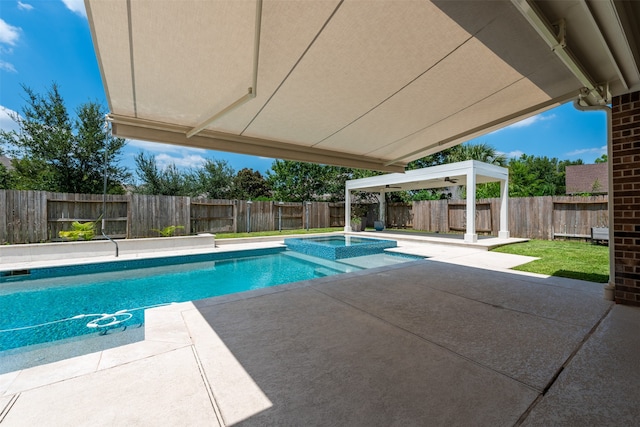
xmin=345 ymin=160 xmax=509 ymax=243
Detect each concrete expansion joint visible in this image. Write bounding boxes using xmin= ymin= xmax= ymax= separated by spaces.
xmin=515 ymin=304 xmax=615 ymax=425
xmin=0 ymin=393 xmax=20 ymax=423
xmin=190 ymin=345 xmax=225 ymax=426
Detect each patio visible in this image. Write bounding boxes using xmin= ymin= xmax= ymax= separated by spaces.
xmin=1 ymin=238 xmax=638 ymax=426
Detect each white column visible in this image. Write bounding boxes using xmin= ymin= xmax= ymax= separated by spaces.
xmin=498 ymin=179 xmax=510 ymax=239
xmin=464 ymin=171 xmax=477 ymax=243
xmin=344 ymin=187 xmax=352 ymax=232
xmin=379 ymin=192 xmax=386 ymax=224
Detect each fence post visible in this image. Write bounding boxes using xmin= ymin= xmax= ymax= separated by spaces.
xmin=278 ymin=201 xmax=283 ymax=232
xmin=233 ymin=200 xmax=238 ymax=233
xmin=247 ymin=200 xmax=252 ymax=233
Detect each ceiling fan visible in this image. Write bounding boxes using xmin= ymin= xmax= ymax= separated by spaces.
xmin=444 ymin=177 xmax=458 ymax=184
xmin=385 ymin=184 xmax=402 ymax=189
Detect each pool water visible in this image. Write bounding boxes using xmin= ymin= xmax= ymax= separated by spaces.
xmin=0 ymin=248 xmax=420 ymax=354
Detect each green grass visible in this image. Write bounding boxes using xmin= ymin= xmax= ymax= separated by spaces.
xmin=492 ymin=239 xmax=609 ymax=283
xmin=214 ymin=227 xmax=342 ymax=239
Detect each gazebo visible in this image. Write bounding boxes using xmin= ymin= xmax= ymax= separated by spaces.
xmin=344 ymin=160 xmax=509 ymax=243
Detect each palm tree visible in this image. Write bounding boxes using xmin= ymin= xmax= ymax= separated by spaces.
xmin=446 ymin=142 xmax=507 ymax=166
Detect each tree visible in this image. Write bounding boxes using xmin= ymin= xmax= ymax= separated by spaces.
xmin=267 ymin=160 xmax=331 ymax=202
xmin=0 ymin=162 xmax=12 ymax=189
xmin=230 ymin=168 xmax=271 ymax=200
xmin=446 ymin=142 xmax=507 ymax=166
xmin=266 ymin=160 xmax=380 ymax=202
xmin=595 ymin=154 xmax=608 ymax=163
xmin=0 ymin=83 xmax=128 ymax=193
xmin=508 ymin=154 xmax=583 ymax=197
xmin=406 ymin=147 xmax=455 ymax=170
xmin=134 ymin=152 xmax=194 ymax=196
xmin=194 ymin=159 xmax=235 ymax=199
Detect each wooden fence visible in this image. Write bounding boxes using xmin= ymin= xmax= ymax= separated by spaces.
xmin=0 ymin=190 xmax=609 ymax=244
xmin=388 ymin=195 xmax=608 ymax=240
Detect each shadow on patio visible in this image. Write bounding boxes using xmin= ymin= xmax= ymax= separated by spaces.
xmin=187 ymin=260 xmax=637 ymax=425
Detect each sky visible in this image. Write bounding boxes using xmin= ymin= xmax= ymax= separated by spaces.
xmin=0 ymin=0 xmax=608 ymax=179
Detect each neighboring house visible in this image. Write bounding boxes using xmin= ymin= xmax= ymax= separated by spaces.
xmin=0 ymin=155 xmax=13 ymax=171
xmin=565 ymin=163 xmax=608 ymax=194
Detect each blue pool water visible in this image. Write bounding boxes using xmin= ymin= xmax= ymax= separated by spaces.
xmin=0 ymin=247 xmax=419 ymax=354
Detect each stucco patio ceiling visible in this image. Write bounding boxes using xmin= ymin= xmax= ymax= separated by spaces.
xmin=86 ymin=0 xmax=640 ymax=172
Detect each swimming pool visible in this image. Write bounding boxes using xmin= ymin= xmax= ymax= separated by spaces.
xmin=0 ymin=246 xmax=420 ymax=356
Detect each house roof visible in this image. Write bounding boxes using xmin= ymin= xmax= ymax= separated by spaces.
xmin=0 ymin=156 xmax=12 ymax=171
xmin=86 ymin=0 xmax=640 ymax=172
xmin=566 ymin=163 xmax=609 ymax=194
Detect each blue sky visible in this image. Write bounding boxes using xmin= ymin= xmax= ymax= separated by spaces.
xmin=0 ymin=0 xmax=607 ymax=178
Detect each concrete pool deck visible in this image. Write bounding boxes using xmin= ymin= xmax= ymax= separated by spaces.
xmin=1 ymin=236 xmax=639 ymax=425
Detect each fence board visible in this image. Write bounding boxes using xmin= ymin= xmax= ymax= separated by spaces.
xmin=191 ymin=199 xmax=236 ymax=233
xmin=47 ymin=193 xmax=129 ymax=240
xmin=130 ymin=194 xmax=189 ymax=238
xmin=329 ymin=203 xmax=345 ymax=227
xmin=0 ymin=190 xmax=48 ymax=243
xmin=387 ymin=203 xmax=412 ymax=228
xmin=552 ymin=195 xmax=608 ymax=238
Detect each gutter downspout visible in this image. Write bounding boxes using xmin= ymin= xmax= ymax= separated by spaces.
xmin=573 ymin=97 xmax=614 ymax=301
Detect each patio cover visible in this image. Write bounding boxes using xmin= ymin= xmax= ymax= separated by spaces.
xmin=344 ymin=160 xmax=509 ymax=242
xmin=85 ymin=0 xmax=640 ymax=173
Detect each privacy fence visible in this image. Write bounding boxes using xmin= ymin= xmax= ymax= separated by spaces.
xmin=0 ymin=190 xmax=608 ymax=244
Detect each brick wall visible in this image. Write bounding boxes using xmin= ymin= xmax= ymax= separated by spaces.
xmin=612 ymin=91 xmax=640 ymax=306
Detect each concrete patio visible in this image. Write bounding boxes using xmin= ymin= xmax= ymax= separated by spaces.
xmin=1 ymin=238 xmax=638 ymax=426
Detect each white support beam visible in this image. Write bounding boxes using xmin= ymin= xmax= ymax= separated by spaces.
xmin=499 ymin=179 xmax=510 ymax=239
xmin=344 ymin=188 xmax=352 ymax=232
xmin=465 ymin=170 xmax=477 ymax=243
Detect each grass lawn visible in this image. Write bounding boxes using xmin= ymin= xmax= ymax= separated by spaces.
xmin=492 ymin=239 xmax=609 ymax=283
xmin=215 ymin=227 xmax=342 ymax=239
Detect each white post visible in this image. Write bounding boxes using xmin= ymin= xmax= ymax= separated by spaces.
xmin=464 ymin=171 xmax=477 ymax=243
xmin=498 ymin=179 xmax=510 ymax=239
xmin=379 ymin=192 xmax=386 ymax=225
xmin=344 ymin=187 xmax=352 ymax=232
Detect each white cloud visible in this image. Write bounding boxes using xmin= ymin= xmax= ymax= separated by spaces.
xmin=0 ymin=59 xmax=16 ymax=73
xmin=0 ymin=19 xmax=20 ymax=46
xmin=155 ymin=153 xmax=207 ymax=169
xmin=61 ymin=0 xmax=86 ymax=18
xmin=0 ymin=105 xmax=21 ymax=133
xmin=126 ymin=139 xmax=209 ymax=169
xmin=497 ymin=150 xmax=524 ymax=159
xmin=509 ymin=116 xmax=539 ymax=128
xmin=508 ymin=113 xmax=556 ymax=129
xmin=17 ymin=1 xmax=34 ymax=11
xmin=566 ymin=146 xmax=607 ymax=157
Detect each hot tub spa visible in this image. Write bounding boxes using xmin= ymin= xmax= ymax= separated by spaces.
xmin=284 ymin=235 xmax=397 ymax=260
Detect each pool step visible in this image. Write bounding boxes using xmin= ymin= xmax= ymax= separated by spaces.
xmin=314 ymin=267 xmax=339 ymax=277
